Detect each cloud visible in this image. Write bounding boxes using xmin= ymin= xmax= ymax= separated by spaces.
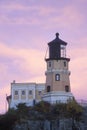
xmin=0 ymin=1 xmax=84 ymax=27
xmin=0 ymin=3 xmax=56 ymax=25
xmin=0 ymin=42 xmax=45 ymax=80
xmin=68 ymin=47 xmax=87 ymax=100
xmin=1 ymin=3 xmax=27 ymax=11
xmin=43 ymin=5 xmax=84 ymax=30
xmin=0 ymin=85 xmax=10 ymax=113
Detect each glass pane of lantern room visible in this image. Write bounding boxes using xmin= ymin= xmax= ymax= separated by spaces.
xmin=61 ymin=45 xmax=66 ymax=58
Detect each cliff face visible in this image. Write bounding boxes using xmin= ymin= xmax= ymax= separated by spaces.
xmin=13 ymin=119 xmax=85 ymax=130
xmin=13 ymin=119 xmax=65 ymax=130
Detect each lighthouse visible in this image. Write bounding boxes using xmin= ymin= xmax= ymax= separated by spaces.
xmin=7 ymin=33 xmax=74 ymax=109
xmin=42 ymin=33 xmax=73 ymax=104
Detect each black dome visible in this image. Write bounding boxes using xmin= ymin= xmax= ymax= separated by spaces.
xmin=48 ymin=33 xmax=67 ymax=46
xmin=46 ymin=33 xmax=68 ymax=60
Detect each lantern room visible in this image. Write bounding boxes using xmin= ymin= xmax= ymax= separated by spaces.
xmin=47 ymin=33 xmax=68 ymax=60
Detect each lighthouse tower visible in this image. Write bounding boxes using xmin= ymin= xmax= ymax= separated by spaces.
xmin=42 ymin=33 xmax=73 ymax=104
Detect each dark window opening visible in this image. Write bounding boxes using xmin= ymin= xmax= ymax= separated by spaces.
xmin=49 ymin=61 xmax=51 ymax=67
xmin=38 ymin=91 xmax=41 ymax=95
xmin=64 ymin=61 xmax=66 ymax=67
xmin=65 ymin=86 xmax=69 ymax=92
xmin=29 ymin=90 xmax=32 ymax=95
xmin=47 ymin=86 xmax=50 ymax=92
xmin=22 ymin=90 xmax=25 ymax=95
xmin=15 ymin=91 xmax=18 ymax=95
xmin=33 ymin=99 xmax=35 ymax=105
xmin=55 ymin=74 xmax=60 ymax=81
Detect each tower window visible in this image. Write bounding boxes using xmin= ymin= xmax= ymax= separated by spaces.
xmin=65 ymin=86 xmax=69 ymax=92
xmin=49 ymin=61 xmax=51 ymax=67
xmin=47 ymin=86 xmax=50 ymax=92
xmin=64 ymin=61 xmax=66 ymax=67
xmin=61 ymin=45 xmax=66 ymax=58
xmin=55 ymin=74 xmax=60 ymax=81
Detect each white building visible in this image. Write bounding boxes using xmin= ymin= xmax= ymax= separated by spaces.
xmin=7 ymin=81 xmax=45 ymax=108
xmin=7 ymin=33 xmax=73 ymax=109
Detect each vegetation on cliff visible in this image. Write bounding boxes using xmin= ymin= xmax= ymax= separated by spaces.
xmin=0 ymin=100 xmax=83 ymax=130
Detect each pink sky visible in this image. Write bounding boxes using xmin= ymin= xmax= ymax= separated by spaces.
xmin=0 ymin=0 xmax=87 ymax=113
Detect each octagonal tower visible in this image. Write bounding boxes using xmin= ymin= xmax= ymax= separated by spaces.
xmin=42 ymin=33 xmax=73 ymax=103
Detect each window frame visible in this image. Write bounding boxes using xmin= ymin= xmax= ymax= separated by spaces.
xmin=21 ymin=90 xmax=26 ymax=95
xmin=29 ymin=90 xmax=32 ymax=95
xmin=48 ymin=61 xmax=51 ymax=67
xmin=38 ymin=91 xmax=42 ymax=95
xmin=64 ymin=61 xmax=66 ymax=67
xmin=55 ymin=74 xmax=60 ymax=81
xmin=47 ymin=86 xmax=51 ymax=92
xmin=65 ymin=85 xmax=69 ymax=92
xmin=14 ymin=90 xmax=18 ymax=95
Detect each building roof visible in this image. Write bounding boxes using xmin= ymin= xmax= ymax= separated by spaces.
xmin=48 ymin=33 xmax=67 ymax=46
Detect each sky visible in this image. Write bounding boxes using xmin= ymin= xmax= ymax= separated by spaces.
xmin=0 ymin=0 xmax=87 ymax=113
